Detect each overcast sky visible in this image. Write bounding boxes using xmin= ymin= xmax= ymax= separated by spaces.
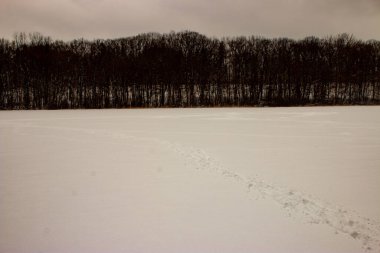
xmin=0 ymin=0 xmax=379 ymax=41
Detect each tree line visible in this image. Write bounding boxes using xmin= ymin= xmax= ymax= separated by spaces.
xmin=0 ymin=31 xmax=379 ymax=109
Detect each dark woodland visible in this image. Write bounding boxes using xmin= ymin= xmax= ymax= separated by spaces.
xmin=0 ymin=31 xmax=379 ymax=109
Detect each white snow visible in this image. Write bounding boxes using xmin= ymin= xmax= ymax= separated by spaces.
xmin=1 ymin=106 xmax=380 ymax=253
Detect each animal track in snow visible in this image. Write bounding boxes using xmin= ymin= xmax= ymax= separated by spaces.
xmin=163 ymin=142 xmax=380 ymax=253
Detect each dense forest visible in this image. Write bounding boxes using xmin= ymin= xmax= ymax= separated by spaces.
xmin=0 ymin=31 xmax=379 ymax=109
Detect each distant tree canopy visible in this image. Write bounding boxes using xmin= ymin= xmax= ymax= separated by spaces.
xmin=0 ymin=31 xmax=379 ymax=109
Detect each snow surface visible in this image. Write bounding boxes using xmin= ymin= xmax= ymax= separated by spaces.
xmin=1 ymin=106 xmax=380 ymax=253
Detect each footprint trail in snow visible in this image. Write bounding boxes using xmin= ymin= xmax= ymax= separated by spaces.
xmin=162 ymin=142 xmax=380 ymax=253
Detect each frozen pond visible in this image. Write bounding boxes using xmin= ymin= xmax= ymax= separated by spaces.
xmin=1 ymin=106 xmax=380 ymax=253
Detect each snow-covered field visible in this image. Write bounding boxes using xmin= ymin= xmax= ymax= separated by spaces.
xmin=1 ymin=106 xmax=380 ymax=253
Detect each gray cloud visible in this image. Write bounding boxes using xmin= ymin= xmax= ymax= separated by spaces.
xmin=0 ymin=0 xmax=379 ymax=40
